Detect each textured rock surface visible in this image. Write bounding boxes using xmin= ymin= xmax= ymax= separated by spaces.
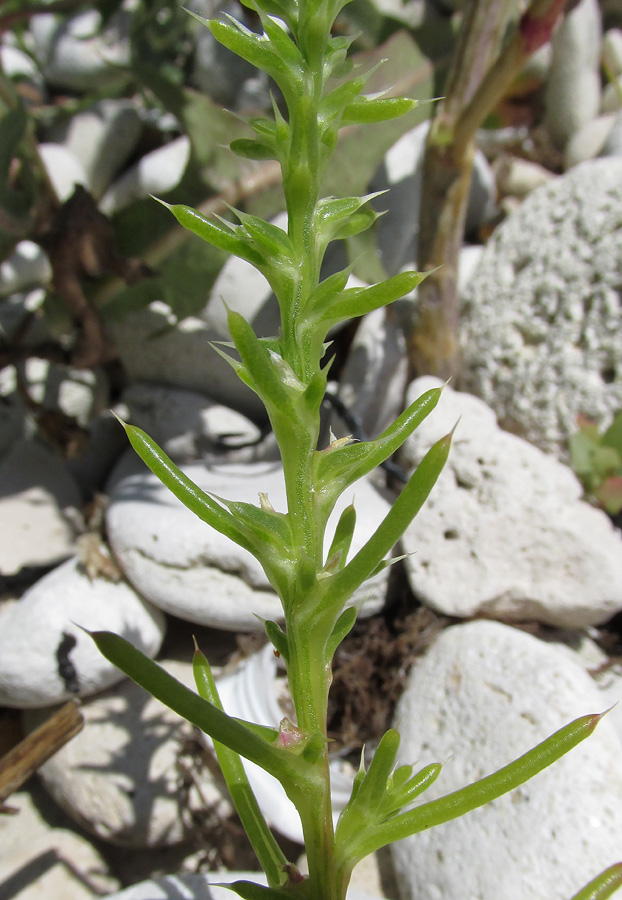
xmin=460 ymin=159 xmax=622 ymax=456
xmin=0 ymin=557 xmax=165 ymax=708
xmin=24 ymin=660 xmax=231 ymax=847
xmin=392 ymin=620 xmax=622 ymax=900
xmin=400 ymin=377 xmax=622 ymax=627
xmin=106 ymin=453 xmax=391 ymax=630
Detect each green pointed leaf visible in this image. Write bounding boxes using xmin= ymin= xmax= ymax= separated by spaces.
xmin=351 ymin=729 xmax=400 ymax=812
xmin=119 ymin=419 xmax=257 ymax=553
xmin=89 ymin=630 xmax=302 ymax=782
xmin=222 ymin=880 xmax=303 ymax=900
xmin=317 ymin=270 xmax=428 ymax=326
xmin=258 ymin=10 xmax=304 ymax=74
xmin=158 ymin=200 xmax=265 ymax=267
xmin=193 ymin=646 xmax=289 ymax=888
xmin=233 ymin=208 xmax=294 ymax=259
xmin=224 ymin=497 xmax=294 ymax=552
xmin=322 ymin=428 xmax=452 ymax=609
xmin=319 ymin=77 xmax=366 ymax=124
xmin=314 ymin=386 xmax=442 ymax=504
xmin=569 ymin=863 xmax=622 ymax=900
xmin=227 ymin=309 xmax=296 ymax=413
xmin=341 ymin=97 xmax=419 ymax=125
xmin=348 ymin=712 xmax=607 ymax=862
xmin=325 ymin=605 xmax=358 ymax=661
xmin=230 ymin=139 xmax=277 ymax=160
xmin=208 ymin=17 xmax=297 ymax=100
xmin=383 ymin=763 xmax=441 ymax=816
xmin=325 ymin=502 xmax=356 ymax=566
xmin=265 ymin=620 xmax=289 ymax=661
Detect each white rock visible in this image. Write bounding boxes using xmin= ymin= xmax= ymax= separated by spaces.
xmin=493 ymin=155 xmax=554 ymax=198
xmin=23 ymin=659 xmax=231 ymax=847
xmin=0 ymin=42 xmax=44 ymax=87
xmin=603 ymin=27 xmax=622 ymax=77
xmin=103 ymin=871 xmax=382 ymax=900
xmin=100 ymin=137 xmax=191 ymax=215
xmin=372 ymin=120 xmax=496 ymax=275
xmin=0 ymin=787 xmax=119 ymax=899
xmin=1 ymin=828 xmax=117 ymax=900
xmin=519 ymin=40 xmax=552 ymax=83
xmin=564 ymin=114 xmax=616 ymax=167
xmin=49 ymin=99 xmax=142 ymax=199
xmin=0 ymin=240 xmax=51 ymax=296
xmin=0 ymin=439 xmax=83 ymax=576
xmin=107 ymin=302 xmax=265 ymax=420
xmin=457 ymin=243 xmax=484 ymax=297
xmin=602 ymin=75 xmax=622 ymax=112
xmin=333 ymin=307 xmax=408 ymax=439
xmin=460 ymin=159 xmax=622 ymax=456
xmin=202 ymin=217 xmax=283 ymax=339
xmin=544 ymin=0 xmax=602 ymax=147
xmin=106 ymin=454 xmax=391 ymax=631
xmin=400 ymin=377 xmax=622 ymax=628
xmin=392 ymin=620 xmax=622 ymax=900
xmin=118 ymin=383 xmax=263 ymax=463
xmin=30 ymin=8 xmax=131 ymax=93
xmin=0 ymin=557 xmax=165 ymax=708
xmin=0 ymin=358 xmax=109 ymax=427
xmin=599 ymin=109 xmax=622 ymax=157
xmin=38 ymin=143 xmax=89 ymax=203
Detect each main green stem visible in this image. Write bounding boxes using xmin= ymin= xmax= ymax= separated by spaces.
xmin=278 ymin=25 xmax=340 ymax=900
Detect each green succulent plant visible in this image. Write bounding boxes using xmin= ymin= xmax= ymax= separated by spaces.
xmin=90 ymin=1 xmax=621 ymax=898
xmin=570 ymin=411 xmax=622 ymax=516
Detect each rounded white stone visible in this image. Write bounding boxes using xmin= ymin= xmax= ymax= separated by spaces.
xmin=392 ymin=620 xmax=622 ymax=900
xmin=0 ymin=439 xmax=83 ymax=576
xmin=107 ymin=302 xmax=266 ymax=420
xmin=106 ymin=454 xmax=391 ymax=630
xmin=564 ymin=114 xmax=616 ymax=167
xmin=0 ymin=240 xmax=52 ymax=296
xmin=544 ymin=0 xmax=602 ymax=146
xmin=401 ymin=378 xmax=622 ymax=628
xmin=0 ymin=557 xmax=166 ymax=708
xmin=100 ymin=137 xmax=191 ymax=215
xmin=30 ymin=8 xmax=131 ymax=93
xmin=24 ymin=659 xmax=231 ymax=847
xmin=49 ymin=99 xmax=142 ymax=199
xmin=39 ymin=143 xmax=89 ymax=202
xmin=118 ymin=383 xmax=263 ymax=463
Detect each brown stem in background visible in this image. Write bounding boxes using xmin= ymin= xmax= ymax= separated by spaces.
xmin=408 ymin=0 xmax=569 ymax=381
xmin=0 ymin=701 xmax=83 ymax=811
xmin=40 ymin=186 xmax=152 ymax=369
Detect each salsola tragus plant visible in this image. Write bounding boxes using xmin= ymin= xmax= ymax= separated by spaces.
xmin=91 ymin=1 xmax=621 ymax=898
